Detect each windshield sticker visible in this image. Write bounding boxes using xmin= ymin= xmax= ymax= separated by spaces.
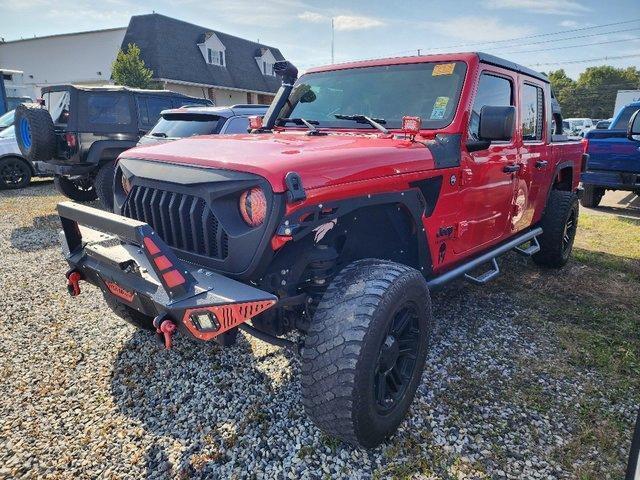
xmin=433 ymin=63 xmax=455 ymax=76
xmin=431 ymin=96 xmax=449 ymax=119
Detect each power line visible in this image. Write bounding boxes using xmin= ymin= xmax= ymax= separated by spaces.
xmin=381 ymin=18 xmax=640 ymax=57
xmin=503 ymin=36 xmax=640 ymax=55
xmin=527 ymin=53 xmax=640 ymax=67
xmin=482 ymin=27 xmax=639 ymax=51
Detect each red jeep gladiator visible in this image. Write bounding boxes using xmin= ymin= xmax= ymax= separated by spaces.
xmin=57 ymin=52 xmax=585 ymax=448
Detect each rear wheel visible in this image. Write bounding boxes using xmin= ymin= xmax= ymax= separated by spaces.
xmin=301 ymin=259 xmax=432 ymax=448
xmin=54 ymin=175 xmax=98 ymax=202
xmin=533 ymin=190 xmax=579 ymax=268
xmin=580 ymin=184 xmax=604 ymax=208
xmin=94 ymin=160 xmax=116 ymax=211
xmin=0 ymin=157 xmax=32 ymax=189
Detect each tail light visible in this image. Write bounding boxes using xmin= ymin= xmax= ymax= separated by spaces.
xmin=65 ymin=132 xmax=77 ymax=149
xmin=239 ymin=187 xmax=267 ymax=227
xmin=582 ymin=138 xmax=589 ymax=154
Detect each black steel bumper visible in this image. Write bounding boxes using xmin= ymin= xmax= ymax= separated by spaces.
xmin=34 ymin=161 xmax=96 ymax=177
xmin=57 ymin=201 xmax=277 ymax=341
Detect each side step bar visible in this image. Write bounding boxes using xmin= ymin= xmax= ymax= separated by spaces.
xmin=427 ymin=227 xmax=543 ymax=290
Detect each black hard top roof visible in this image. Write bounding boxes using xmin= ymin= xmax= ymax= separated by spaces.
xmin=40 ymin=84 xmax=213 ymax=99
xmin=476 ymin=52 xmax=549 ymax=84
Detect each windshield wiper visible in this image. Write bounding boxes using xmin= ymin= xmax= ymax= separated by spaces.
xmin=277 ymin=117 xmax=326 ymax=135
xmin=334 ymin=114 xmax=389 ymax=134
xmin=151 ymin=132 xmax=167 ymax=138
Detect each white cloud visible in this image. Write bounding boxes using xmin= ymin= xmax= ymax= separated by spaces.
xmin=484 ymin=0 xmax=591 ymax=15
xmin=297 ymin=12 xmax=385 ymax=31
xmin=425 ymin=16 xmax=535 ymax=43
xmin=298 ymin=11 xmax=326 ymax=23
xmin=333 ymin=15 xmax=385 ymax=31
xmin=559 ymin=20 xmax=579 ymax=27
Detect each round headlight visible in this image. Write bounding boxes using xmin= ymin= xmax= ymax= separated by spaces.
xmin=239 ymin=187 xmax=267 ymax=227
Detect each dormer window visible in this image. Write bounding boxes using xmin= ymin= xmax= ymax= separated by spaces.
xmin=208 ymin=48 xmax=225 ymax=66
xmin=198 ymin=32 xmax=226 ymax=68
xmin=256 ymin=48 xmax=277 ymax=76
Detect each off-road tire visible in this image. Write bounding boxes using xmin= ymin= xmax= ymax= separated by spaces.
xmin=94 ymin=160 xmax=116 ymax=211
xmin=533 ymin=190 xmax=579 ymax=268
xmin=103 ymin=294 xmax=155 ymax=331
xmin=14 ymin=103 xmax=56 ymax=162
xmin=580 ymin=184 xmax=604 ymax=208
xmin=301 ymin=259 xmax=432 ymax=448
xmin=0 ymin=157 xmax=32 ymax=189
xmin=54 ymin=175 xmax=98 ymax=202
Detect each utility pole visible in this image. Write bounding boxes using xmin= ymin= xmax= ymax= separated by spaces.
xmin=331 ymin=18 xmax=335 ymax=64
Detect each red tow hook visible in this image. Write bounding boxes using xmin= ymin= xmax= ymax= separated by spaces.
xmin=153 ymin=314 xmax=176 ymax=350
xmin=66 ymin=271 xmax=82 ymax=297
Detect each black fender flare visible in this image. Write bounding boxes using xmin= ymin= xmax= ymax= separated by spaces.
xmin=276 ymin=188 xmax=435 ymax=277
xmin=541 ymin=160 xmax=575 ymax=214
xmin=86 ymin=140 xmax=138 ymax=166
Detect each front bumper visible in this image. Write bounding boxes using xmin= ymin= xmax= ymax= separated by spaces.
xmin=581 ymin=170 xmax=640 ymax=190
xmin=57 ymin=201 xmax=277 ymax=342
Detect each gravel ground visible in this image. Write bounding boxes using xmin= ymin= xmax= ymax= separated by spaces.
xmin=0 ymin=180 xmax=636 ymax=479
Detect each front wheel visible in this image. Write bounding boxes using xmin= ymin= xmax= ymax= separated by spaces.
xmin=533 ymin=190 xmax=579 ymax=268
xmin=301 ymin=259 xmax=432 ymax=448
xmin=54 ymin=175 xmax=98 ymax=202
xmin=0 ymin=157 xmax=32 ymax=189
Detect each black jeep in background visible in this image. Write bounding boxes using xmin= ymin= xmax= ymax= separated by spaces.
xmin=14 ymin=85 xmax=211 ymax=209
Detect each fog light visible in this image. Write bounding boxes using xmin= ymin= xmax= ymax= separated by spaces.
xmin=190 ymin=311 xmax=220 ymax=332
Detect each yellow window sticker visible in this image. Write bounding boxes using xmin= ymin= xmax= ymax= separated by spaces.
xmin=432 ymin=63 xmax=455 ymax=76
xmin=431 ymin=96 xmax=449 ymax=119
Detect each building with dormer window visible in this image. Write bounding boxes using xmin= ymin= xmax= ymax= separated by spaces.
xmin=0 ymin=13 xmax=286 ymax=106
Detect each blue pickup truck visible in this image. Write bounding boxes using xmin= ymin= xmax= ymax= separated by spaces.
xmin=581 ymin=101 xmax=640 ymax=207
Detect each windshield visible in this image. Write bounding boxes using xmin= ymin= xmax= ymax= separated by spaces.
xmin=279 ymin=61 xmax=467 ymax=130
xmin=612 ymin=105 xmax=639 ymax=130
xmin=0 ymin=110 xmax=14 ymax=129
xmin=148 ymin=113 xmax=222 ymax=138
xmin=0 ymin=125 xmax=15 ymax=139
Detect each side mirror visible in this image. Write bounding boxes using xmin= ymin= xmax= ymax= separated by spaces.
xmin=627 ymin=109 xmax=640 ymax=141
xmin=467 ymin=105 xmax=516 ymax=152
xmin=480 ymin=105 xmax=515 ymax=141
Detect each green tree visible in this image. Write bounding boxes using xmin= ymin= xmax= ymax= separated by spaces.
xmin=549 ymin=65 xmax=640 ymax=119
xmin=574 ymin=65 xmax=640 ymax=118
xmin=111 ymin=43 xmax=155 ymax=89
xmin=548 ymin=69 xmax=578 ymax=117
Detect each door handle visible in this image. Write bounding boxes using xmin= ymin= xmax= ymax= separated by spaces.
xmin=503 ymin=164 xmax=521 ymax=173
xmin=535 ymin=160 xmax=548 ymax=169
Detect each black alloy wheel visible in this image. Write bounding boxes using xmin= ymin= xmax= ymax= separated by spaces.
xmin=374 ymin=303 xmax=420 ymax=414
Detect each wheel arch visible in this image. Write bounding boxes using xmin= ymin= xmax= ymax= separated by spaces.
xmin=275 ymin=189 xmax=434 ymax=280
xmin=553 ymin=161 xmax=574 ymax=192
xmin=0 ymin=154 xmax=35 ymax=174
xmin=86 ymin=140 xmax=137 ymax=166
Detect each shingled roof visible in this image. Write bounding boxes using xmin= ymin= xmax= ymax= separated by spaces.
xmin=121 ymin=13 xmax=285 ymax=94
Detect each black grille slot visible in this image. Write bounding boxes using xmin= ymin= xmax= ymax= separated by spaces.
xmin=123 ymin=185 xmax=228 ymax=259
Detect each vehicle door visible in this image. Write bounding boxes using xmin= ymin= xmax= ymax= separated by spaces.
xmin=513 ymin=80 xmax=549 ymax=233
xmin=454 ymin=69 xmax=519 ymax=254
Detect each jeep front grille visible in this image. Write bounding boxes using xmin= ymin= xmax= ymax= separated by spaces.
xmin=122 ymin=185 xmax=229 ymax=259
